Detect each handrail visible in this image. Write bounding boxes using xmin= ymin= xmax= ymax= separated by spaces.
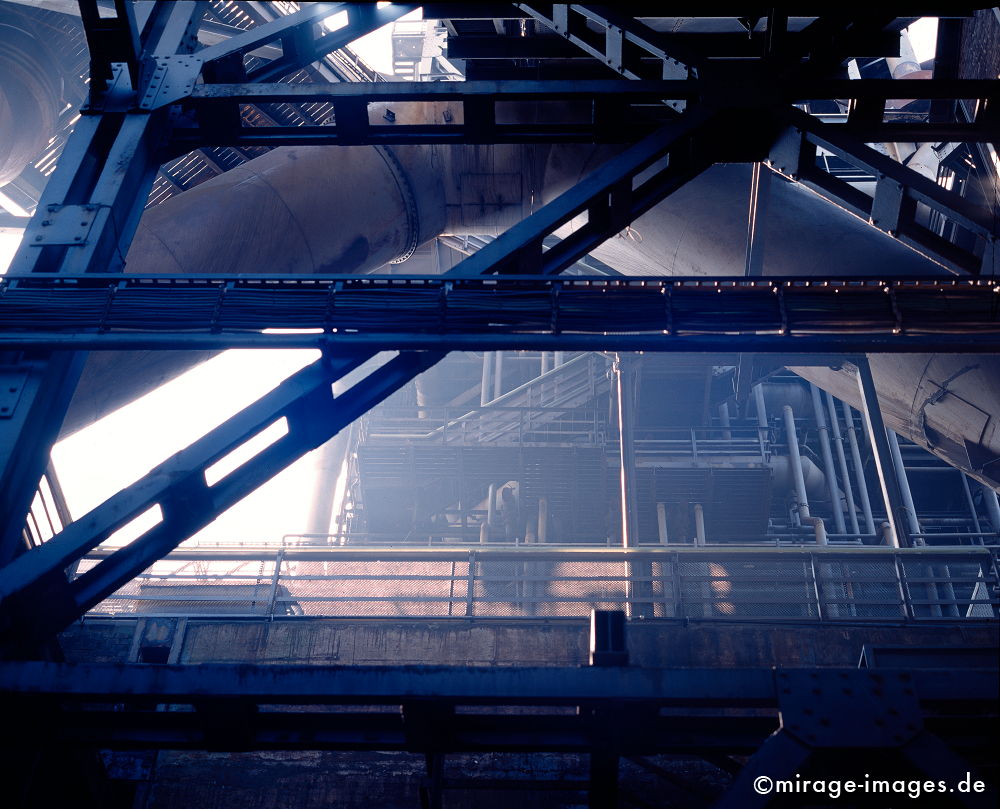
xmin=79 ymin=546 xmax=999 ymax=622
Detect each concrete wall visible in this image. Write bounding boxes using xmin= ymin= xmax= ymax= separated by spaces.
xmin=61 ymin=616 xmax=998 ymax=668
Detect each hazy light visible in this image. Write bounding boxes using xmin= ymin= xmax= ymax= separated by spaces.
xmin=0 ymin=230 xmax=24 ymax=274
xmin=53 ymin=349 xmax=322 ymax=545
xmin=905 ymin=17 xmax=938 ymax=63
xmin=322 ymin=9 xmax=349 ymax=31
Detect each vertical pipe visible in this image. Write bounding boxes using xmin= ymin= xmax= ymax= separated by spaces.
xmin=753 ymin=384 xmax=768 ymax=429
xmin=615 ymin=354 xmax=639 ymax=549
xmin=783 ymin=405 xmax=811 ymax=521
xmin=887 ymin=431 xmax=922 ymax=540
xmin=718 ymin=401 xmax=732 ymax=441
xmin=980 ymin=483 xmax=1000 ymax=537
xmin=826 ymin=391 xmax=861 ymax=535
xmin=614 ymin=354 xmax=647 ymax=618
xmin=481 ymin=352 xmax=496 ymax=541
xmin=538 ymin=496 xmax=548 ymax=544
xmin=305 ymin=432 xmax=349 ymax=540
xmin=745 ymin=161 xmax=772 ymax=276
xmin=486 ymin=484 xmax=496 ymax=536
xmin=854 ymin=359 xmax=908 ymax=548
xmin=810 ymin=384 xmax=846 ymax=534
xmin=960 ymin=474 xmax=983 ymax=541
xmin=693 ymin=503 xmax=706 ymax=546
xmin=494 ymin=351 xmax=504 ymax=399
xmin=480 ymin=352 xmax=494 ymax=406
xmin=553 ymin=351 xmax=565 ymax=367
xmin=804 ymin=516 xmax=827 ymax=545
xmin=540 ymin=352 xmax=551 ymax=375
xmin=842 ymin=401 xmax=876 ymax=535
xmin=656 ymin=502 xmax=669 ymax=545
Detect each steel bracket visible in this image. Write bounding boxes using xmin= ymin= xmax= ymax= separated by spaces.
xmin=776 ymin=669 xmax=923 ymax=748
xmin=30 ymin=205 xmax=99 ymax=246
xmin=139 ymin=54 xmax=203 ymax=111
xmin=0 ymin=369 xmax=28 ymax=419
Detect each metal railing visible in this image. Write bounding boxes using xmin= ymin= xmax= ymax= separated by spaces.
xmin=78 ymin=546 xmax=999 ymax=622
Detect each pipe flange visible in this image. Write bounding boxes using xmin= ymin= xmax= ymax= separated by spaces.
xmin=375 ymin=146 xmax=420 ymax=265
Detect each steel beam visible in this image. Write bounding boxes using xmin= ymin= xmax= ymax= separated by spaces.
xmin=195 ymin=3 xmax=415 ymax=83
xmin=855 ymin=357 xmax=911 ymax=548
xmin=516 ymin=3 xmax=701 ymax=83
xmin=0 ymin=351 xmax=436 ymax=645
xmin=2 ymin=662 xmax=993 ymax=705
xmin=0 ymin=2 xmax=205 ymax=566
xmin=3 ymin=276 xmax=1000 ymax=352
xmin=770 ymin=108 xmax=998 ymax=275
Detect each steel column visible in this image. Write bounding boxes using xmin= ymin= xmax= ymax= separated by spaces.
xmin=854 ymin=358 xmax=909 ymax=547
xmin=826 ymin=391 xmax=861 ymax=536
xmin=811 ymin=384 xmax=846 ymax=534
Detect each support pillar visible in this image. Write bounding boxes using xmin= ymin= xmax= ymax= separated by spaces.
xmin=693 ymin=503 xmax=706 ymax=546
xmin=811 ymin=384 xmax=845 ymax=534
xmin=656 ymin=502 xmax=668 ymax=545
xmin=614 ymin=354 xmax=639 ymax=549
xmin=980 ymin=482 xmax=1000 ymax=537
xmin=718 ymin=401 xmax=732 ymax=440
xmin=744 ymin=161 xmax=772 ymax=276
xmin=854 ymin=358 xmax=909 ymax=548
xmin=753 ymin=383 xmax=768 ymax=429
xmin=887 ymin=431 xmax=923 ymax=542
xmin=825 ymin=391 xmax=861 ymax=535
xmin=494 ymin=351 xmax=504 ymax=399
xmin=783 ymin=405 xmax=811 ymax=523
xmin=842 ymin=401 xmax=876 ymax=535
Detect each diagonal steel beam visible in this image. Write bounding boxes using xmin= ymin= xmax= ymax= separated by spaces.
xmin=0 ymin=2 xmax=206 ymax=565
xmin=769 ymin=107 xmax=997 ymax=275
xmin=516 ymin=4 xmax=700 ymax=83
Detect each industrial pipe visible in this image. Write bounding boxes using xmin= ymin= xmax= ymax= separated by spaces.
xmin=718 ymin=401 xmax=732 ymax=441
xmin=825 ymin=391 xmax=861 ymax=535
xmin=811 ymin=383 xmax=846 ymax=534
xmin=887 ymin=430 xmax=923 ymax=542
xmin=656 ymin=502 xmax=668 ymax=545
xmin=980 ymin=483 xmax=1000 ymax=534
xmin=753 ymin=384 xmax=768 ymax=430
xmin=0 ymin=5 xmax=70 ymax=186
xmin=802 ymin=516 xmax=828 ymax=546
xmin=959 ymin=474 xmax=983 ymax=539
xmin=783 ymin=405 xmax=811 ymax=522
xmin=841 ymin=402 xmax=877 ymax=535
xmin=693 ymin=503 xmax=706 ymax=547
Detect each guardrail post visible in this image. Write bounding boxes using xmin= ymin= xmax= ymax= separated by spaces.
xmin=266 ymin=548 xmax=285 ymax=618
xmin=465 ymin=551 xmax=476 ymax=617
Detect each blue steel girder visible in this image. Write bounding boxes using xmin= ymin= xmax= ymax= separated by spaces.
xmin=0 ymin=0 xmax=430 ymax=606
xmin=164 ymin=78 xmax=1000 ymax=150
xmin=143 ymin=2 xmax=417 ymax=111
xmin=4 ymin=275 xmax=1000 ymax=353
xmin=769 ymin=107 xmax=998 ymax=276
xmin=515 ymin=4 xmax=700 ymax=85
xmin=0 ymin=2 xmax=206 ymax=567
xmin=0 ymin=110 xmax=724 ymax=646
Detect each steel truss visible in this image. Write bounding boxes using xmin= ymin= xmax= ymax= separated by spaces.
xmin=0 ymin=4 xmax=997 ymax=647
xmin=1 ymin=6 xmax=998 ymax=807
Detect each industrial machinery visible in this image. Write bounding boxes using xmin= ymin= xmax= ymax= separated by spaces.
xmin=0 ymin=4 xmax=997 ymax=807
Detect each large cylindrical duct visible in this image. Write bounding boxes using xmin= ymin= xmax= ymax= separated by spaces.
xmin=64 ymin=99 xmax=549 ymax=432
xmin=0 ymin=5 xmax=67 ymax=186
